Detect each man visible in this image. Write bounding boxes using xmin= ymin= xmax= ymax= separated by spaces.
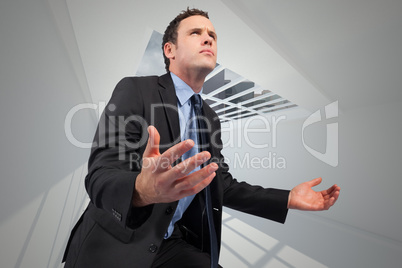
xmin=63 ymin=8 xmax=340 ymax=268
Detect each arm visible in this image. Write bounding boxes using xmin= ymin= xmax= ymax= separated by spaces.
xmin=206 ymin=111 xmax=290 ymax=223
xmin=85 ymin=77 xmax=147 ymax=228
xmin=207 ymin=107 xmax=339 ymax=221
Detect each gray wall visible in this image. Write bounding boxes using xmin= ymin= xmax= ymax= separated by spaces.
xmin=0 ymin=0 xmax=93 ymax=267
xmin=1 ymin=0 xmax=401 ymax=267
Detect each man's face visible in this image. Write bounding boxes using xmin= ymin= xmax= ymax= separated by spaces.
xmin=169 ymin=15 xmax=217 ymax=76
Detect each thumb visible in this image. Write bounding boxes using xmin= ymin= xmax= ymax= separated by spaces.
xmin=143 ymin=125 xmax=160 ymax=158
xmin=308 ymin=177 xmax=322 ymax=187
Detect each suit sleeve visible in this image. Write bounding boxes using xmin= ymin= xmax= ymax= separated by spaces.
xmin=210 ymin=113 xmax=289 ymax=223
xmin=221 ymin=164 xmax=289 ymax=223
xmin=85 ymin=77 xmax=152 ymax=229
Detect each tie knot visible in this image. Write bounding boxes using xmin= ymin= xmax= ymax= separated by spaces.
xmin=191 ymin=94 xmax=202 ymax=110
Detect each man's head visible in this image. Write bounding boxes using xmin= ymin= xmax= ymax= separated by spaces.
xmin=162 ymin=8 xmax=217 ymax=76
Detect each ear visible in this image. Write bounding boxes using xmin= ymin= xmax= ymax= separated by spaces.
xmin=163 ymin=42 xmax=175 ymax=60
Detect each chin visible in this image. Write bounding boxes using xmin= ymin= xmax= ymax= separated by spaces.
xmin=201 ymin=62 xmax=216 ymax=73
xmin=200 ymin=66 xmax=215 ymax=76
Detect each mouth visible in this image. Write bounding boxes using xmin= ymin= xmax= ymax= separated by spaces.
xmin=200 ymin=49 xmax=214 ymax=56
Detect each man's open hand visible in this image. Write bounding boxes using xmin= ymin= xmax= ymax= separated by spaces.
xmin=132 ymin=126 xmax=218 ymax=207
xmin=288 ymin=178 xmax=340 ymax=211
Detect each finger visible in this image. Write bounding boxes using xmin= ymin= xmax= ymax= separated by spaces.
xmin=325 ymin=197 xmax=336 ymax=209
xmin=179 ymin=172 xmax=216 ymax=198
xmin=170 ymin=151 xmax=211 ymax=179
xmin=159 ymin=139 xmax=195 ymax=167
xmin=324 ymin=190 xmax=340 ymax=209
xmin=329 ymin=185 xmax=341 ymax=196
xmin=308 ymin=177 xmax=322 ymax=187
xmin=330 ymin=188 xmax=340 ymax=201
xmin=143 ymin=126 xmax=160 ymax=158
xmin=322 ymin=184 xmax=340 ymax=196
xmin=174 ymin=162 xmax=218 ymax=192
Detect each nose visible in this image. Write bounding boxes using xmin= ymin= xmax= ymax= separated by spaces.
xmin=202 ymin=33 xmax=213 ymax=46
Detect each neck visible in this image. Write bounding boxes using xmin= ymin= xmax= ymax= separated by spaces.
xmin=170 ymin=68 xmax=209 ymax=93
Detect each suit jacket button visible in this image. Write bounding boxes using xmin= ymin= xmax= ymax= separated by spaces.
xmin=165 ymin=206 xmax=173 ymax=215
xmin=149 ymin=244 xmax=158 ymax=253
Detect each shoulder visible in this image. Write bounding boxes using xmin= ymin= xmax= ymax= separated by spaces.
xmin=115 ymin=73 xmax=172 ymax=92
xmin=116 ymin=75 xmax=159 ymax=89
xmin=203 ymin=101 xmax=221 ymax=126
xmin=111 ymin=75 xmax=165 ymax=97
xmin=106 ymin=76 xmax=157 ymax=112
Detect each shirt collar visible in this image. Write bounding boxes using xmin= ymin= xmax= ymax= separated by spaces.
xmin=170 ymin=72 xmax=203 ymax=106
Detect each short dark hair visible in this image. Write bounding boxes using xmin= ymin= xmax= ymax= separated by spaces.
xmin=162 ymin=8 xmax=209 ymax=72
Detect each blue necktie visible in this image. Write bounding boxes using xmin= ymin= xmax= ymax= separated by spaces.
xmin=191 ymin=94 xmax=219 ymax=268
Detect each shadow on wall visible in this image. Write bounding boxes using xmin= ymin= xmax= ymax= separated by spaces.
xmin=0 ymin=163 xmax=89 ymax=268
xmin=220 ymin=210 xmax=328 ymax=268
xmin=220 ymin=205 xmax=402 ymax=268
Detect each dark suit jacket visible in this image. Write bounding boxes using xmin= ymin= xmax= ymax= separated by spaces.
xmin=63 ymin=73 xmax=289 ymax=267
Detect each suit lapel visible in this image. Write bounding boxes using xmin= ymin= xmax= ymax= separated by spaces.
xmin=157 ymin=73 xmax=181 ymax=146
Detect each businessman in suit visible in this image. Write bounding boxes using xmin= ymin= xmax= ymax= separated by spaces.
xmin=63 ymin=8 xmax=340 ymax=268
